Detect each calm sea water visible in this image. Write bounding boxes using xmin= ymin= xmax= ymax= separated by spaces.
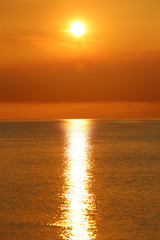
xmin=0 ymin=120 xmax=160 ymax=240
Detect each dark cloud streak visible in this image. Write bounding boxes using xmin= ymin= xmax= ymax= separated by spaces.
xmin=0 ymin=55 xmax=160 ymax=103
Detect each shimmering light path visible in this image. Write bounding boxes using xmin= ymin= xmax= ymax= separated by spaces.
xmin=60 ymin=119 xmax=96 ymax=240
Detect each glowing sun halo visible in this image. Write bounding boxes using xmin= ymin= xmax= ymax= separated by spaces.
xmin=70 ymin=22 xmax=86 ymax=36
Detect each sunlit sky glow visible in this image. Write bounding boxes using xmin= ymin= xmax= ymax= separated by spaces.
xmin=0 ymin=0 xmax=160 ymax=118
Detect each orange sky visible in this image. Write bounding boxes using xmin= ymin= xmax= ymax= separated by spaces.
xmin=0 ymin=0 xmax=160 ymax=119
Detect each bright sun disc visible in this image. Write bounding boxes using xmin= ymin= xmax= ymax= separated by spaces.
xmin=70 ymin=22 xmax=85 ymax=36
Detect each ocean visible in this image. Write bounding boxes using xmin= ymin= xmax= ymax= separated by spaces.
xmin=0 ymin=119 xmax=160 ymax=240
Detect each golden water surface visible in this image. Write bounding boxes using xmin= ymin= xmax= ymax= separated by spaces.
xmin=60 ymin=119 xmax=96 ymax=240
xmin=1 ymin=120 xmax=160 ymax=240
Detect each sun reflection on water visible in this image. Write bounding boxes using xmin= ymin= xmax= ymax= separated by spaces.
xmin=60 ymin=119 xmax=96 ymax=240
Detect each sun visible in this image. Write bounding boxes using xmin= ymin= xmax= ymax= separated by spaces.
xmin=70 ymin=22 xmax=86 ymax=36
